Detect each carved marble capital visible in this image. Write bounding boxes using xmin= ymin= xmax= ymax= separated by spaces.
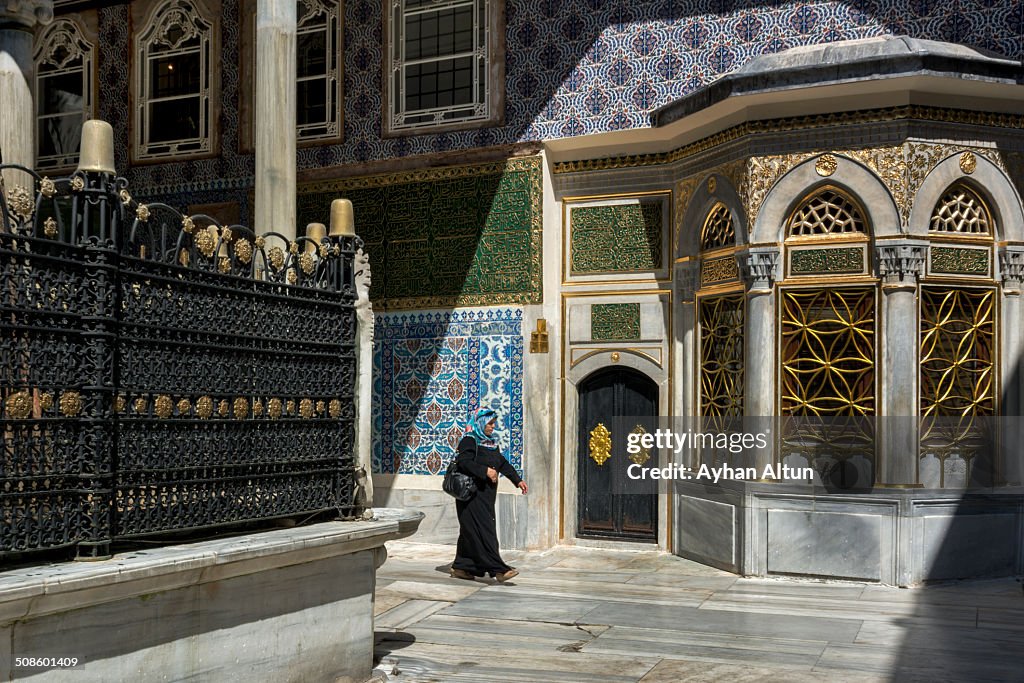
xmin=0 ymin=0 xmax=54 ymax=29
xmin=875 ymin=239 xmax=928 ymax=288
xmin=740 ymin=246 xmax=780 ymax=292
xmin=675 ymin=260 xmax=699 ymax=302
xmin=999 ymin=245 xmax=1024 ymax=294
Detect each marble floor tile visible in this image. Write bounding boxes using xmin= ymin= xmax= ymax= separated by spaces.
xmin=813 ymin=642 xmax=1024 ymax=682
xmin=580 ymin=602 xmax=864 ymax=643
xmin=637 ymin=659 xmax=885 ymax=683
xmin=729 ymin=578 xmax=866 ymax=600
xmin=378 ymin=579 xmax=483 ymax=602
xmin=583 ymin=624 xmax=828 ymax=669
xmin=853 ymin=619 xmax=1024 ymax=651
xmin=375 ymin=599 xmax=452 ymax=630
xmin=624 ymin=573 xmax=739 ymax=591
xmin=500 ymin=576 xmax=712 ymax=607
xmin=441 ymin=590 xmax=605 ymax=624
xmin=373 ymin=590 xmax=410 ymax=616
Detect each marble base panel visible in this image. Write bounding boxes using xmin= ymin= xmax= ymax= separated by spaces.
xmin=374 ymin=481 xmax=528 ymax=550
xmin=0 ymin=510 xmax=423 ymax=682
xmin=673 ymin=481 xmax=1024 ymax=586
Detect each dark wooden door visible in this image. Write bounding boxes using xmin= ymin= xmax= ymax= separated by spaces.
xmin=577 ymin=367 xmax=658 ymax=541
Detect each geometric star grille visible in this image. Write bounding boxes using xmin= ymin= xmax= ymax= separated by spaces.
xmin=929 ymin=184 xmax=991 ymax=234
xmin=787 ymin=188 xmax=867 ymax=237
xmin=700 ymin=203 xmax=735 ymax=251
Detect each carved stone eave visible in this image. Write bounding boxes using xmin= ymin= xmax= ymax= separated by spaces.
xmin=0 ymin=0 xmax=54 ymax=28
xmin=998 ymin=245 xmax=1024 ymax=294
xmin=876 ymin=239 xmax=929 ymax=288
xmin=740 ymin=246 xmax=780 ymax=293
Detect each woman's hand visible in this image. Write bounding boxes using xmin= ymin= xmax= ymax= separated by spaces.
xmin=486 ymin=467 xmax=498 ymax=483
xmin=518 ymin=481 xmax=528 ymax=495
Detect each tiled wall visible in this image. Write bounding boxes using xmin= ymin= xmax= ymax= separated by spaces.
xmin=91 ymin=0 xmax=1024 ymax=211
xmin=372 ymin=308 xmax=524 ymax=476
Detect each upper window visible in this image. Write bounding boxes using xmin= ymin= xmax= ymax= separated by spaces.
xmin=296 ymin=0 xmax=341 ymax=141
xmin=385 ymin=0 xmax=503 ymax=134
xmin=787 ymin=188 xmax=867 ymax=238
xmin=133 ymin=0 xmax=219 ymax=162
xmin=34 ymin=18 xmax=95 ymax=172
xmin=929 ymin=183 xmax=992 ymax=235
xmin=700 ymin=203 xmax=735 ymax=252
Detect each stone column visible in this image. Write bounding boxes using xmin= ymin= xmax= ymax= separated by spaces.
xmin=353 ymin=247 xmax=375 ymax=510
xmin=740 ymin=246 xmax=779 ymax=471
xmin=876 ymin=239 xmax=927 ymax=485
xmin=254 ymin=0 xmax=296 ymax=238
xmin=999 ymin=246 xmax=1024 ymax=484
xmin=0 ymin=0 xmax=53 ymax=188
xmin=675 ymin=260 xmax=698 ymax=468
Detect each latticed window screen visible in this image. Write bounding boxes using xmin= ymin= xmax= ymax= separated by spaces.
xmin=929 ymin=184 xmax=992 ymax=234
xmin=700 ymin=203 xmax=735 ymax=252
xmin=296 ymin=0 xmax=341 ymax=141
xmin=389 ymin=0 xmax=490 ymax=131
xmin=787 ymin=188 xmax=867 ymax=237
xmin=135 ymin=0 xmax=214 ymax=160
xmin=34 ymin=19 xmax=94 ymax=170
xmin=780 ymin=288 xmax=876 ymax=416
xmin=919 ymin=287 xmax=996 ymax=470
xmin=699 ymin=294 xmax=744 ymax=416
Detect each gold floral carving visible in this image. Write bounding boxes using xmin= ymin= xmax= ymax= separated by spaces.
xmin=234 ymin=238 xmax=253 ymax=264
xmin=40 ymin=177 xmax=56 ymax=198
xmin=119 ymin=189 xmax=132 ymax=205
xmin=195 ymin=230 xmax=216 ymax=258
xmin=218 ymin=400 xmax=230 ymax=418
xmin=287 ymin=269 xmax=297 ymax=284
xmin=218 ymin=257 xmax=231 ymax=273
xmin=589 ymin=423 xmax=612 ymax=466
xmin=196 ymin=396 xmax=213 ymax=419
xmin=299 ymin=398 xmax=314 ymax=418
xmin=960 ymin=151 xmax=977 ymax=174
xmin=815 ymin=154 xmax=838 ymax=176
xmin=629 ymin=425 xmax=651 ymax=465
xmin=5 ymin=390 xmax=31 ymax=419
xmin=268 ymin=398 xmax=283 ymax=419
xmin=44 ymin=217 xmax=58 ymax=238
xmin=255 ymin=235 xmax=266 ymax=249
xmin=286 ymin=399 xmax=295 ymax=414
xmin=233 ymin=397 xmax=249 ymax=419
xmin=136 ymin=204 xmax=150 ymax=221
xmin=288 ymin=242 xmax=299 ymax=255
xmin=316 ymin=400 xmax=326 ymax=414
xmin=8 ymin=186 xmax=33 ymax=220
xmin=39 ymin=392 xmax=54 ymax=411
xmin=70 ymin=176 xmax=85 ymax=192
xmin=707 ymin=176 xmax=716 ymax=193
xmin=154 ymin=394 xmax=173 ymax=418
xmin=674 ymin=176 xmax=702 ymax=247
xmin=253 ymin=399 xmax=264 ymax=417
xmin=299 ymin=253 xmax=315 ymax=275
xmin=746 ymin=153 xmax=809 ymax=226
xmin=177 ymin=398 xmax=191 ymax=415
xmin=182 ymin=216 xmax=195 ymax=233
xmin=329 ymin=399 xmax=341 ymax=418
xmin=134 ymin=397 xmax=148 ymax=414
xmin=60 ymin=391 xmax=83 ymax=417
xmin=115 ymin=395 xmax=126 ymax=414
xmin=179 ymin=249 xmax=190 ymax=267
xmin=268 ymin=246 xmax=285 ymax=270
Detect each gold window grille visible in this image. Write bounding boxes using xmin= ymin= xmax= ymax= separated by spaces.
xmin=929 ymin=184 xmax=992 ymax=235
xmin=699 ymin=293 xmax=744 ymax=417
xmin=787 ymin=188 xmax=867 ymax=238
xmin=780 ymin=288 xmax=876 ymax=416
xmin=919 ymin=287 xmax=995 ymax=468
xmin=700 ymin=203 xmax=735 ymax=252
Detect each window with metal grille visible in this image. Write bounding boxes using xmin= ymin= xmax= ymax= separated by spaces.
xmin=296 ymin=0 xmax=340 ymax=141
xmin=700 ymin=203 xmax=735 ymax=252
xmin=787 ymin=188 xmax=867 ymax=238
xmin=929 ymin=184 xmax=992 ymax=234
xmin=34 ymin=18 xmax=94 ymax=171
xmin=387 ymin=0 xmax=495 ymax=133
xmin=134 ymin=0 xmax=216 ymax=161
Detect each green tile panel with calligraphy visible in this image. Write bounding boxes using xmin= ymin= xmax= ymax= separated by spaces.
xmin=570 ymin=201 xmax=664 ymax=274
xmin=296 ymin=156 xmax=542 ymax=308
xmin=930 ymin=246 xmax=990 ymax=275
xmin=789 ymin=246 xmax=865 ymax=276
xmin=591 ymin=303 xmax=641 ymax=341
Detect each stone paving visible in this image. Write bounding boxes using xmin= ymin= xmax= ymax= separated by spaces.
xmin=373 ymin=541 xmax=1024 ymax=683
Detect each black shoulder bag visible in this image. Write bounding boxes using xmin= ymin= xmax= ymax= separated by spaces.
xmin=443 ymin=440 xmax=479 ymax=501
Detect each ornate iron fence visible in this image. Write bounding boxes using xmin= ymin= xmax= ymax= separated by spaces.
xmin=0 ymin=161 xmax=359 ymax=562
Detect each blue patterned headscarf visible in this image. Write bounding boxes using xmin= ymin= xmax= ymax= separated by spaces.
xmin=466 ymin=408 xmax=498 ymax=446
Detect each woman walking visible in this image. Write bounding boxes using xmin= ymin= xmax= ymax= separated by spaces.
xmin=450 ymin=408 xmax=528 ymax=582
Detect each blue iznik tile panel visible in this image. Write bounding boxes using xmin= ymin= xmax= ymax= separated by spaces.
xmin=372 ymin=308 xmax=524 ymax=476
xmin=95 ymin=0 xmax=1024 ymax=203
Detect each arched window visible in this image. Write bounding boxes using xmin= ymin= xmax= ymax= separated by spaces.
xmin=787 ymin=187 xmax=867 ymax=238
xmin=919 ymin=182 xmax=997 ymax=485
xmin=34 ymin=18 xmax=95 ymax=171
xmin=133 ymin=0 xmax=218 ymax=161
xmin=696 ymin=202 xmax=742 ymax=419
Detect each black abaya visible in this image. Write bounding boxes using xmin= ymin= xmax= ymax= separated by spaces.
xmin=451 ymin=435 xmax=522 ymax=577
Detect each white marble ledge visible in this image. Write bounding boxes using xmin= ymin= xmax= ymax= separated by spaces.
xmin=0 ymin=508 xmax=424 ymax=625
